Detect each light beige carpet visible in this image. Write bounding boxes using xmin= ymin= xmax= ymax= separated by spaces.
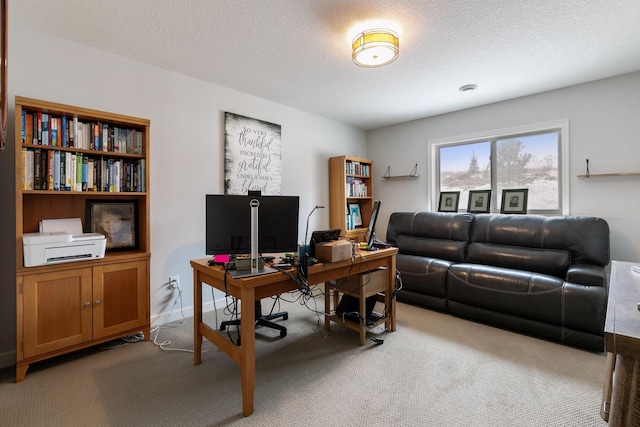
xmin=0 ymin=299 xmax=607 ymax=427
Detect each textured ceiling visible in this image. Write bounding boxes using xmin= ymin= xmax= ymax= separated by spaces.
xmin=9 ymin=0 xmax=640 ymax=130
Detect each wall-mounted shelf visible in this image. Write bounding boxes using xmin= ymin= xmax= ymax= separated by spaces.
xmin=578 ymin=172 xmax=640 ymax=178
xmin=578 ymin=159 xmax=640 ymax=178
xmin=382 ymin=164 xmax=419 ymax=179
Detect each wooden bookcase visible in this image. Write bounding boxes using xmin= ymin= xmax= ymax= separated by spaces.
xmin=14 ymin=96 xmax=151 ymax=382
xmin=329 ymin=155 xmax=374 ymax=243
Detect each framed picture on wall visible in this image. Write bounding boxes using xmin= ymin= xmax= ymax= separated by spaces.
xmin=467 ymin=190 xmax=491 ymax=213
xmin=438 ymin=191 xmax=460 ymax=213
xmin=86 ymin=200 xmax=138 ymax=250
xmin=500 ymin=189 xmax=528 ymax=214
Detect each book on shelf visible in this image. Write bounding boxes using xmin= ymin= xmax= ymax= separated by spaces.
xmin=41 ymin=114 xmax=49 ymax=146
xmin=22 ymin=148 xmax=34 ymax=190
xmin=20 ymin=147 xmax=145 ymax=194
xmin=33 ymin=149 xmax=42 ymax=190
xmin=50 ymin=117 xmax=59 ymax=147
xmin=346 ymin=178 xmax=367 ymax=197
xmin=53 ymin=151 xmax=61 ymax=191
xmin=64 ymin=152 xmax=72 ymax=191
xmin=345 ymin=161 xmax=370 ymax=177
xmin=21 ymin=109 xmax=144 ymax=155
xmin=61 ymin=116 xmax=67 ymax=148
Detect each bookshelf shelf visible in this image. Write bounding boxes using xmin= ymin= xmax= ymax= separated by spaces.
xmin=14 ymin=96 xmax=151 ymax=382
xmin=329 ymin=155 xmax=374 ymax=243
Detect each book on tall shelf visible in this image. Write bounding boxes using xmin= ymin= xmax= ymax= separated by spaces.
xmin=22 ymin=148 xmax=34 ymax=190
xmin=47 ymin=150 xmax=54 ymax=190
xmin=53 ymin=150 xmax=61 ymax=191
xmin=75 ymin=153 xmax=83 ymax=192
xmin=33 ymin=149 xmax=42 ymax=190
xmin=64 ymin=152 xmax=72 ymax=191
xmin=36 ymin=112 xmax=43 ymax=144
xmin=81 ymin=156 xmax=88 ymax=191
xmin=61 ymin=116 xmax=67 ymax=148
xmin=50 ymin=117 xmax=59 ymax=147
xmin=59 ymin=153 xmax=66 ymax=191
xmin=42 ymin=114 xmax=49 ymax=146
xmin=72 ymin=116 xmax=78 ymax=148
xmin=70 ymin=153 xmax=77 ymax=192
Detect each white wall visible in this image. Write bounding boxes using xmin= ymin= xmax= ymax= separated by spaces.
xmin=0 ymin=25 xmax=367 ymax=365
xmin=368 ymin=71 xmax=640 ymax=264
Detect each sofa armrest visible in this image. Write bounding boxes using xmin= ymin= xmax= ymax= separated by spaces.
xmin=566 ymin=264 xmax=607 ymax=287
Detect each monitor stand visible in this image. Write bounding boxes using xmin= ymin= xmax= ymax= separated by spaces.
xmin=228 ymin=266 xmax=277 ymax=279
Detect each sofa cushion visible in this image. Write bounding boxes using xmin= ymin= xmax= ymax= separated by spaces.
xmin=470 ymin=214 xmax=610 ymax=267
xmin=396 ymin=235 xmax=467 ymax=262
xmin=396 ymin=254 xmax=451 ymax=311
xmin=447 ymin=263 xmax=564 ymax=325
xmin=387 ymin=212 xmax=473 ymax=262
xmin=397 ymin=254 xmax=451 ymax=299
xmin=467 ymin=242 xmax=571 ymax=278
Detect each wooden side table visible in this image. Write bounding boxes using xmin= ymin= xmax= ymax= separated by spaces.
xmin=602 ymin=260 xmax=640 ymax=425
xmin=325 ymin=267 xmax=392 ymax=345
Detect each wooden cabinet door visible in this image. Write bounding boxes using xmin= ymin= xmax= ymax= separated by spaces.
xmin=92 ymin=260 xmax=148 ymax=339
xmin=22 ymin=268 xmax=93 ymax=358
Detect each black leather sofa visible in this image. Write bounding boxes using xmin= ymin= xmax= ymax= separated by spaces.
xmin=386 ymin=212 xmax=610 ymax=351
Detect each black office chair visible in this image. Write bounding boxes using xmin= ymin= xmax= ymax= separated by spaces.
xmin=220 ymin=300 xmax=288 ymax=345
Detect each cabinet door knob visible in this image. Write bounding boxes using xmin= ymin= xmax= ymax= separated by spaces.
xmin=95 ymin=300 xmax=102 ymax=305
xmin=84 ymin=301 xmax=91 ymax=307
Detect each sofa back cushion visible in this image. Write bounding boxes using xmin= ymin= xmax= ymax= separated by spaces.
xmin=387 ymin=212 xmax=473 ymax=262
xmin=470 ymin=214 xmax=610 ymax=268
xmin=467 ymin=242 xmax=570 ymax=278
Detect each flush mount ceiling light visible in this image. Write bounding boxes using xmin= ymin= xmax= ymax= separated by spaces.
xmin=352 ymin=28 xmax=399 ymax=67
xmin=459 ymin=84 xmax=478 ymax=93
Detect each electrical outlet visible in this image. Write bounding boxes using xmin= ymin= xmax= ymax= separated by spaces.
xmin=169 ymin=275 xmax=180 ymax=290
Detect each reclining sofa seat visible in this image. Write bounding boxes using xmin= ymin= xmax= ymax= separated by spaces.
xmin=386 ymin=212 xmax=610 ymax=351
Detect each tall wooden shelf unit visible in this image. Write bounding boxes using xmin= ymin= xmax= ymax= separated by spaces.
xmin=14 ymin=96 xmax=151 ymax=382
xmin=329 ymin=155 xmax=374 ymax=243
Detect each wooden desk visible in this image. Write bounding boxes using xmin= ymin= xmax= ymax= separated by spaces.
xmin=602 ymin=260 xmax=640 ymax=425
xmin=191 ymin=247 xmax=398 ymax=416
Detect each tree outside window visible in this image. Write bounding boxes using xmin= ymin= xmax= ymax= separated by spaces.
xmin=437 ymin=129 xmax=561 ymax=214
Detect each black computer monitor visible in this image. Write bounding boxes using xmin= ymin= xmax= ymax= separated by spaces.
xmin=205 ymin=194 xmax=299 ymax=255
xmin=364 ymin=200 xmax=381 ymax=248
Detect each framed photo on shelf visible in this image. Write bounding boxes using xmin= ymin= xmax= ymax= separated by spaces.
xmin=467 ymin=190 xmax=491 ymax=213
xmin=500 ymin=189 xmax=528 ymax=214
xmin=438 ymin=191 xmax=460 ymax=213
xmin=86 ymin=200 xmax=138 ymax=250
xmin=348 ymin=202 xmax=363 ymax=227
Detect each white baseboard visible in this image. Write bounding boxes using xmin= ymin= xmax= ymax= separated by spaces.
xmin=150 ymin=297 xmax=225 ymax=327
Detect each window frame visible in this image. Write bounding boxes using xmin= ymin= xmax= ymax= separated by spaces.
xmin=428 ymin=119 xmax=569 ymax=215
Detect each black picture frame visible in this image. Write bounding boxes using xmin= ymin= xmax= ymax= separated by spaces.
xmin=467 ymin=190 xmax=492 ymax=213
xmin=438 ymin=191 xmax=460 ymax=212
xmin=500 ymin=189 xmax=528 ymax=214
xmin=86 ymin=200 xmax=138 ymax=250
xmin=348 ymin=202 xmax=363 ymax=227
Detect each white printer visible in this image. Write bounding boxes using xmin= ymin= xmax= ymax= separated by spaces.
xmin=23 ymin=218 xmax=106 ymax=267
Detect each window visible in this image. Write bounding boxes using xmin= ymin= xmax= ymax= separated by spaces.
xmin=430 ymin=120 xmax=568 ymax=215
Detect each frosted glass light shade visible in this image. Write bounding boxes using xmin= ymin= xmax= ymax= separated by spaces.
xmin=352 ymin=29 xmax=399 ymax=67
